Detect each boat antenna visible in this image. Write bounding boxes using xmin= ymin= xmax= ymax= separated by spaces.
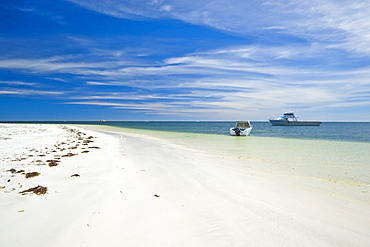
xmin=293 ymin=104 xmax=297 ymax=113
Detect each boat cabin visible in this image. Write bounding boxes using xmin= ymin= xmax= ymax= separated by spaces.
xmin=235 ymin=121 xmax=252 ymax=128
xmin=280 ymin=112 xmax=298 ymax=121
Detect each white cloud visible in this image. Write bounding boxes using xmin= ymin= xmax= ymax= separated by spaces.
xmin=0 ymin=89 xmax=64 ymax=95
xmin=0 ymin=57 xmax=90 ymax=72
xmin=0 ymin=90 xmax=22 ymax=95
xmin=13 ymin=5 xmax=66 ymax=24
xmin=2 ymin=40 xmax=369 ymax=119
xmin=0 ymin=81 xmax=36 ymax=86
xmin=68 ymin=0 xmax=370 ymax=55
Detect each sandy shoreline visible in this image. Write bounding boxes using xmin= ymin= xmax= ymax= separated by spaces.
xmin=1 ymin=124 xmax=369 ymax=246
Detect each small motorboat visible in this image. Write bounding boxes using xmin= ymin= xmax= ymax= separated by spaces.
xmin=230 ymin=121 xmax=253 ymax=136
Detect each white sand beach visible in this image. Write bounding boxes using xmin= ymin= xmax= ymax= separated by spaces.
xmin=1 ymin=124 xmax=369 ymax=247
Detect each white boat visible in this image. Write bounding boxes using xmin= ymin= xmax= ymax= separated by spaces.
xmin=230 ymin=121 xmax=253 ymax=136
xmin=269 ymin=111 xmax=321 ymax=126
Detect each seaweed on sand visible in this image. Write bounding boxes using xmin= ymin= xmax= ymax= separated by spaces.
xmin=25 ymin=172 xmax=40 ymax=178
xmin=20 ymin=185 xmax=47 ymax=195
xmin=8 ymin=168 xmax=17 ymax=173
xmin=46 ymin=159 xmax=60 ymax=167
xmin=88 ymin=146 xmax=101 ymax=149
xmin=61 ymin=153 xmax=77 ymax=157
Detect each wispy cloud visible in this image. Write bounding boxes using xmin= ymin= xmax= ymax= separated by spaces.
xmin=0 ymin=89 xmax=64 ymax=95
xmin=0 ymin=80 xmax=65 ymax=97
xmin=69 ymin=0 xmax=370 ymax=55
xmin=2 ymin=2 xmax=67 ymax=24
xmin=0 ymin=81 xmax=37 ymax=86
xmin=0 ymin=56 xmax=104 ymax=72
xmin=1 ymin=41 xmax=369 ymax=119
xmin=2 ymin=0 xmax=370 ymax=120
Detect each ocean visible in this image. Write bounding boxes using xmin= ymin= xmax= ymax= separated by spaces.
xmin=2 ymin=121 xmax=369 ymax=188
xmin=2 ymin=121 xmax=370 ymax=143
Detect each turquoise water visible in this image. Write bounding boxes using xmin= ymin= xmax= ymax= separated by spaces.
xmin=103 ymin=121 xmax=370 ymax=143
xmin=2 ymin=121 xmax=369 ymax=142
xmin=83 ymin=124 xmax=370 ymax=190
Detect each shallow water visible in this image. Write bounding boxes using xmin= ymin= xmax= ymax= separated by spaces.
xmin=91 ymin=125 xmax=370 ymax=187
xmin=3 ymin=121 xmax=370 ymax=142
xmin=103 ymin=121 xmax=370 ymax=142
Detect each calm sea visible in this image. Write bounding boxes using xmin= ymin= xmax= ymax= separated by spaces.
xmin=2 ymin=121 xmax=370 ymax=143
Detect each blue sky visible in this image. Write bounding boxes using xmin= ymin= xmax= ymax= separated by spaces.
xmin=1 ymin=0 xmax=370 ymax=121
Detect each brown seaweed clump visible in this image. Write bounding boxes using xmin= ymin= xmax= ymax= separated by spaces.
xmin=61 ymin=153 xmax=77 ymax=158
xmin=7 ymin=168 xmax=24 ymax=174
xmin=8 ymin=168 xmax=17 ymax=173
xmin=20 ymin=185 xmax=47 ymax=195
xmin=46 ymin=159 xmax=60 ymax=167
xmin=25 ymin=172 xmax=40 ymax=178
xmin=88 ymin=146 xmax=101 ymax=149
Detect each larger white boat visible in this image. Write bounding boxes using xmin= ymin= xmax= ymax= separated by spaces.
xmin=230 ymin=121 xmax=253 ymax=136
xmin=269 ymin=111 xmax=322 ymax=126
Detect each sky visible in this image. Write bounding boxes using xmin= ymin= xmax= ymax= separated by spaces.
xmin=1 ymin=0 xmax=370 ymax=121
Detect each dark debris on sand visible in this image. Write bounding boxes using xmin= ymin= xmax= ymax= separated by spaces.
xmin=2 ymin=126 xmax=102 ymax=195
xmin=46 ymin=159 xmax=60 ymax=167
xmin=20 ymin=185 xmax=47 ymax=195
xmin=25 ymin=172 xmax=40 ymax=178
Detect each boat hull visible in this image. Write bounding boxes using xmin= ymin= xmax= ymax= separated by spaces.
xmin=269 ymin=120 xmax=322 ymax=126
xmin=229 ymin=127 xmax=252 ymax=136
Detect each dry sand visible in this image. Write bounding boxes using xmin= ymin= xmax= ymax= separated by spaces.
xmin=0 ymin=124 xmax=369 ymax=247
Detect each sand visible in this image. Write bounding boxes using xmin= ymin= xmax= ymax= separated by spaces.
xmin=0 ymin=124 xmax=369 ymax=247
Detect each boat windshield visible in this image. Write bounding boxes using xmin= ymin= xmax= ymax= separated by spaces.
xmin=236 ymin=121 xmax=251 ymax=128
xmin=278 ymin=112 xmax=298 ymax=121
xmin=282 ymin=112 xmax=296 ymax=118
